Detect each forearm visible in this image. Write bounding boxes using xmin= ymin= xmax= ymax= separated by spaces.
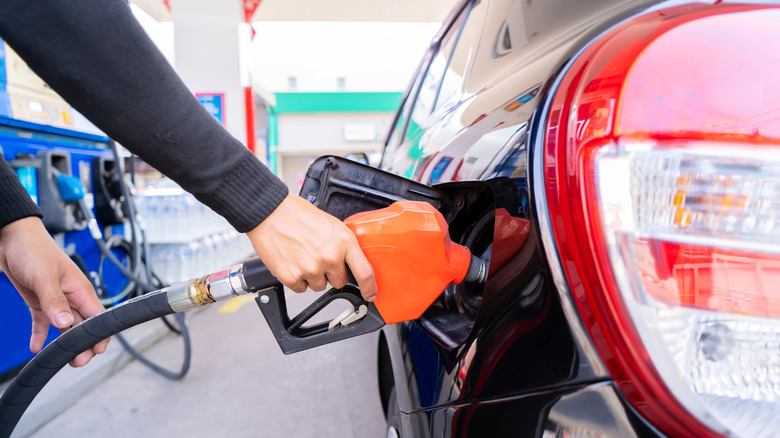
xmin=0 ymin=157 xmax=42 ymax=229
xmin=0 ymin=0 xmax=288 ymax=232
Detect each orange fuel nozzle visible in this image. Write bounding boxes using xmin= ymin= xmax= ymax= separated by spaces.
xmin=344 ymin=201 xmax=483 ymax=325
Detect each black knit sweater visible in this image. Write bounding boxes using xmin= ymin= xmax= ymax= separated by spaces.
xmin=0 ymin=0 xmax=288 ymax=232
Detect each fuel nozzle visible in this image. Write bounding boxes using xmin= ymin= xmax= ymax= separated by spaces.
xmin=344 ymin=200 xmax=486 ymax=325
xmin=465 ymin=254 xmax=488 ymax=284
xmin=167 ymin=200 xmax=486 ymax=355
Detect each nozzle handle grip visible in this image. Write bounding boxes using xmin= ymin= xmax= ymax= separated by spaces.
xmin=241 ymin=256 xmax=385 ymax=354
xmin=255 ymin=285 xmax=385 ymax=355
xmin=241 ymin=257 xmax=281 ymax=291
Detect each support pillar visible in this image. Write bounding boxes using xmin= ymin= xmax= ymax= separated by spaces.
xmin=169 ymin=0 xmax=252 ymax=148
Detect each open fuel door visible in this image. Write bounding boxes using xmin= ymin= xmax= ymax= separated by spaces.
xmin=299 ymin=156 xmax=454 ymax=221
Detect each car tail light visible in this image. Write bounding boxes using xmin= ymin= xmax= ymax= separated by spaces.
xmin=542 ymin=4 xmax=780 ymax=438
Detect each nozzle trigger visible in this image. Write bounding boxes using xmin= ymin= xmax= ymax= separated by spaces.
xmin=328 ymin=303 xmax=368 ymax=330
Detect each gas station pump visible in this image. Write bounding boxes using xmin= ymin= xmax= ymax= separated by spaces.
xmin=38 ymin=149 xmax=89 ymax=233
xmin=93 ymin=155 xmax=129 ymax=227
xmin=0 ymin=37 xmax=133 ymax=380
xmin=0 ymin=122 xmax=131 ymax=380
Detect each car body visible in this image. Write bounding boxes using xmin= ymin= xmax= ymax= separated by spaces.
xmin=374 ymin=0 xmax=780 ymax=437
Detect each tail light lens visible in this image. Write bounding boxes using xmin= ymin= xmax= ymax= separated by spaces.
xmin=595 ymin=141 xmax=780 ymax=434
xmin=543 ymin=5 xmax=780 ymax=437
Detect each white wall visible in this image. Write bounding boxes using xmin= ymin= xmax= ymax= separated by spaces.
xmin=249 ymin=21 xmax=441 ymax=92
xmin=276 ymin=112 xmax=392 ymax=192
xmin=130 ymin=4 xmax=176 ymax=67
xmin=277 ymin=113 xmax=390 ymax=153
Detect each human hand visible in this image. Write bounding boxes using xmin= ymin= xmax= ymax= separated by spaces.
xmin=246 ymin=194 xmax=378 ymax=300
xmin=0 ymin=217 xmax=109 ymax=367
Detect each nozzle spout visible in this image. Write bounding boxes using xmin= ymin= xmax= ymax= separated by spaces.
xmin=464 ymin=255 xmax=487 ymax=284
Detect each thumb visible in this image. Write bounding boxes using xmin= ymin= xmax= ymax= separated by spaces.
xmin=37 ymin=277 xmax=75 ymax=329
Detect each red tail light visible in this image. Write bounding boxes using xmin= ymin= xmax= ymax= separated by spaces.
xmin=543 ymin=4 xmax=780 ymax=437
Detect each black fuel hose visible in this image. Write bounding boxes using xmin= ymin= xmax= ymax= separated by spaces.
xmin=0 ymin=290 xmax=174 ymax=438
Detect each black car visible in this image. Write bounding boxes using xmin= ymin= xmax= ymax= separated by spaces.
xmin=374 ymin=0 xmax=780 ymax=437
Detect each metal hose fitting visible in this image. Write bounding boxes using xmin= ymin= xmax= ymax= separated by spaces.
xmin=205 ymin=264 xmax=249 ymax=301
xmin=166 ymin=263 xmax=251 ymax=312
xmin=166 ymin=276 xmax=214 ymax=312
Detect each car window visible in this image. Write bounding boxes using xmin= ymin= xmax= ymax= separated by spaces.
xmin=432 ymin=3 xmax=478 ymax=112
xmin=446 ymin=0 xmax=487 ymax=101
xmin=423 ymin=10 xmax=468 ymax=115
xmin=382 ymin=3 xmax=470 ymax=176
xmin=382 ymin=51 xmax=431 ymax=171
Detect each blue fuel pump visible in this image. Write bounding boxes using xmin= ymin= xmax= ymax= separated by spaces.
xmin=0 ymin=32 xmax=142 ymax=378
xmin=0 ymin=121 xmax=130 ymax=380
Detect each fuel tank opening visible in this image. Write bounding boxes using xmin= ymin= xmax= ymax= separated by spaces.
xmin=416 ymin=183 xmax=502 ymax=348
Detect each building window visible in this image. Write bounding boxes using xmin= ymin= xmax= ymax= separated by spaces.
xmin=287 ymin=76 xmax=298 ymax=91
xmin=337 ymin=77 xmax=346 ymax=91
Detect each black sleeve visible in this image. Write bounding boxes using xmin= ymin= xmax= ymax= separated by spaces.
xmin=0 ymin=0 xmax=288 ymax=233
xmin=0 ymin=156 xmax=43 ymax=228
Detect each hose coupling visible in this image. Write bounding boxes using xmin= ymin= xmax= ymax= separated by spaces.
xmin=206 ymin=264 xmax=250 ymax=301
xmin=166 ymin=264 xmax=251 ymax=312
xmin=166 ymin=277 xmax=213 ymax=312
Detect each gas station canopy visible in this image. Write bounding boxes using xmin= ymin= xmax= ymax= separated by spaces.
xmin=132 ymin=0 xmax=456 ymax=23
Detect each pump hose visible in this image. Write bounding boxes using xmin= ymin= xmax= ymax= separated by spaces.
xmin=82 ymin=198 xmax=192 ymax=380
xmin=90 ymin=232 xmax=192 ymax=380
xmin=0 ymin=290 xmax=174 ymax=438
